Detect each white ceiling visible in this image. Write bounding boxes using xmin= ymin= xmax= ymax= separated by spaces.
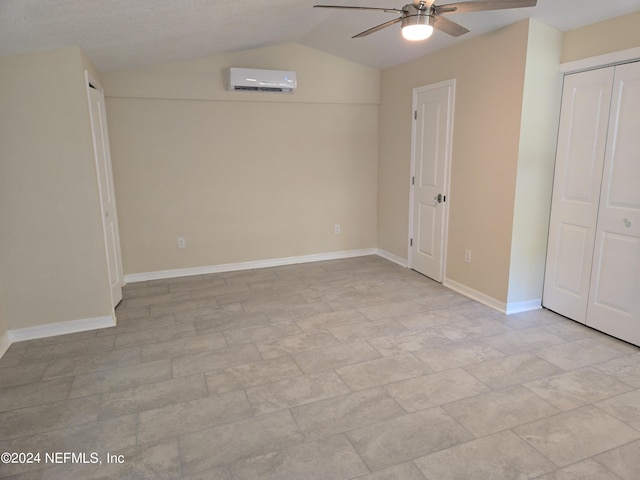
xmin=1 ymin=0 xmax=639 ymax=72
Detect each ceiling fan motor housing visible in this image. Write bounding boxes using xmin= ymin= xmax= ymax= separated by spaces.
xmin=402 ymin=4 xmax=434 ymax=29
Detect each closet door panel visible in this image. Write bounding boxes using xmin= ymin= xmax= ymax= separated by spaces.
xmin=543 ymin=68 xmax=614 ymax=322
xmin=587 ymin=61 xmax=640 ymax=346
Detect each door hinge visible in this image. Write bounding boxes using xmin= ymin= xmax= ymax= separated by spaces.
xmin=410 ymin=238 xmax=413 ymax=247
xmin=414 ymin=110 xmax=417 ymax=120
xmin=412 ymin=176 xmax=415 ymax=185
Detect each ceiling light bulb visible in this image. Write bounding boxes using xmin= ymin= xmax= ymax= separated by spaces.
xmin=402 ymin=23 xmax=434 ymax=41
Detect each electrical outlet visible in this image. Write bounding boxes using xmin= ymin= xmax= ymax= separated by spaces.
xmin=464 ymin=249 xmax=471 ymax=263
xmin=177 ymin=237 xmax=186 ymax=249
xmin=334 ymin=224 xmax=341 ymax=234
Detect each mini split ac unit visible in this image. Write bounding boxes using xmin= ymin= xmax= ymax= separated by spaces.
xmin=227 ymin=67 xmax=297 ymax=93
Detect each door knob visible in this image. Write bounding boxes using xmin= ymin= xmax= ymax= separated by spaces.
xmin=434 ymin=193 xmax=443 ymax=204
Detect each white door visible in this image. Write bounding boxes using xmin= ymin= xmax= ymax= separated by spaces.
xmin=409 ymin=80 xmax=454 ymax=282
xmin=542 ymin=68 xmax=614 ymax=322
xmin=86 ymin=75 xmax=124 ymax=308
xmin=586 ymin=61 xmax=640 ymax=345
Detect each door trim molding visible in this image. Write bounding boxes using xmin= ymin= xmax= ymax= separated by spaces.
xmin=560 ymin=46 xmax=640 ymax=74
xmin=85 ymin=70 xmax=125 ymax=308
xmin=408 ymin=78 xmax=455 ymax=280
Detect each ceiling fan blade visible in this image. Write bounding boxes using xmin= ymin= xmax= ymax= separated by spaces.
xmin=436 ymin=0 xmax=537 ymax=14
xmin=433 ymin=15 xmax=470 ymax=37
xmin=353 ymin=17 xmax=403 ymax=38
xmin=314 ymin=5 xmax=403 ymax=13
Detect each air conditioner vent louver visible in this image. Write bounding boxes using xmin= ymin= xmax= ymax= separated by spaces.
xmin=233 ymin=86 xmax=287 ymax=93
xmin=227 ymin=67 xmax=297 ymax=94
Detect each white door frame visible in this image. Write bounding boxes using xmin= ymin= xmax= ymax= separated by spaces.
xmin=85 ymin=70 xmax=125 ymax=310
xmin=408 ymin=79 xmax=455 ymax=281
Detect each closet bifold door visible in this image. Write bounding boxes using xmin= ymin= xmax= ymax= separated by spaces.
xmin=586 ymin=61 xmax=640 ymax=346
xmin=542 ymin=68 xmax=614 ymax=323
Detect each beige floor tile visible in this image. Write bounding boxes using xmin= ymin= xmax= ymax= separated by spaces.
xmin=97 ymin=312 xmax=176 ymax=336
xmin=524 ymin=367 xmax=633 ymax=410
xmin=481 ymin=327 xmax=567 ymax=355
xmin=347 ymin=407 xmax=473 ymax=471
xmin=414 ymin=430 xmax=556 ymax=480
xmin=114 ymin=323 xmax=196 ymax=349
xmin=140 ymin=332 xmax=227 ymax=361
xmin=393 ymin=310 xmax=466 ymax=332
xmin=357 ymin=300 xmax=425 ymax=321
xmin=514 ymin=405 xmax=640 ymax=467
xmin=535 ymin=338 xmax=631 ymax=371
xmin=592 ymin=353 xmax=640 ymax=388
xmin=336 ymin=353 xmax=431 ymax=391
xmin=42 ymin=346 xmax=142 ymax=379
xmin=328 ymin=318 xmax=408 ymax=343
xmin=23 ymin=336 xmax=116 ymax=362
xmin=414 ymin=340 xmax=505 ymax=372
xmin=223 ymin=320 xmax=302 ymax=345
xmin=99 ymin=374 xmax=208 ymax=418
xmin=0 ymin=377 xmax=73 ymax=412
xmin=68 ymin=359 xmax=172 ymax=398
xmin=294 ymin=309 xmax=367 ymax=333
xmin=443 ymin=386 xmax=560 ymax=437
xmin=2 ymin=415 xmax=137 ymax=478
xmin=292 ymin=341 xmax=380 ymax=374
xmin=0 ymin=395 xmax=102 ymax=440
xmin=205 ymin=356 xmax=302 ymax=394
xmin=171 ymin=344 xmax=262 ymax=377
xmin=429 ymin=317 xmax=513 ymax=342
xmin=534 ymin=458 xmax=623 ymax=480
xmin=368 ymin=329 xmax=451 ymax=356
xmin=257 ymin=332 xmax=339 ymax=359
xmin=596 ymin=389 xmax=640 ymax=431
xmin=137 ymin=390 xmax=252 ymax=445
xmin=594 ymin=439 xmax=640 ymax=480
xmin=385 ymin=368 xmax=490 ymax=412
xmin=291 ymin=387 xmax=405 ymax=439
xmin=193 ymin=311 xmax=269 ymax=335
xmin=41 ymin=440 xmax=181 ymax=480
xmin=229 ymin=434 xmax=368 ymax=480
xmin=0 ymin=361 xmax=48 ymax=387
xmin=179 ymin=410 xmax=304 ymax=475
xmin=245 ymin=371 xmax=350 ymax=414
xmin=350 ymin=462 xmax=426 ymax=480
xmin=463 ymin=353 xmax=563 ymax=389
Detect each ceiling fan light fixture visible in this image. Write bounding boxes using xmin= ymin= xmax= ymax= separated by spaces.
xmin=401 ymin=14 xmax=434 ymax=41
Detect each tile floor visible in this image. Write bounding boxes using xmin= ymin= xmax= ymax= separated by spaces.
xmin=1 ymin=255 xmax=639 ymax=479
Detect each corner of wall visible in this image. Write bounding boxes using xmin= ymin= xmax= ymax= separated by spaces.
xmin=507 ymin=19 xmax=563 ymax=306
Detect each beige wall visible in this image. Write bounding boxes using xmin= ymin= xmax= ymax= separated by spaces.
xmin=0 ymin=47 xmax=112 ymax=330
xmin=103 ymin=44 xmax=380 ymax=275
xmin=562 ymin=10 xmax=640 ymax=63
xmin=379 ymin=21 xmax=532 ymax=303
xmin=0 ymin=285 xmax=7 ymax=343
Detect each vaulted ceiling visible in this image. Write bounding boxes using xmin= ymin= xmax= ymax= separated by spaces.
xmin=1 ymin=0 xmax=638 ymax=72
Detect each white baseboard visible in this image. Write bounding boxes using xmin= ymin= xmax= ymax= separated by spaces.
xmin=505 ymin=299 xmax=542 ymax=315
xmin=376 ymin=249 xmax=408 ymax=268
xmin=444 ymin=277 xmax=507 ymax=314
xmin=8 ymin=315 xmax=116 ymax=343
xmin=0 ymin=331 xmax=11 ymax=360
xmin=444 ymin=278 xmax=542 ymax=315
xmin=124 ymin=248 xmax=379 ymax=283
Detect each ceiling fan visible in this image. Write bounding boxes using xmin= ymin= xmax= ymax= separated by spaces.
xmin=314 ymin=0 xmax=537 ymax=41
